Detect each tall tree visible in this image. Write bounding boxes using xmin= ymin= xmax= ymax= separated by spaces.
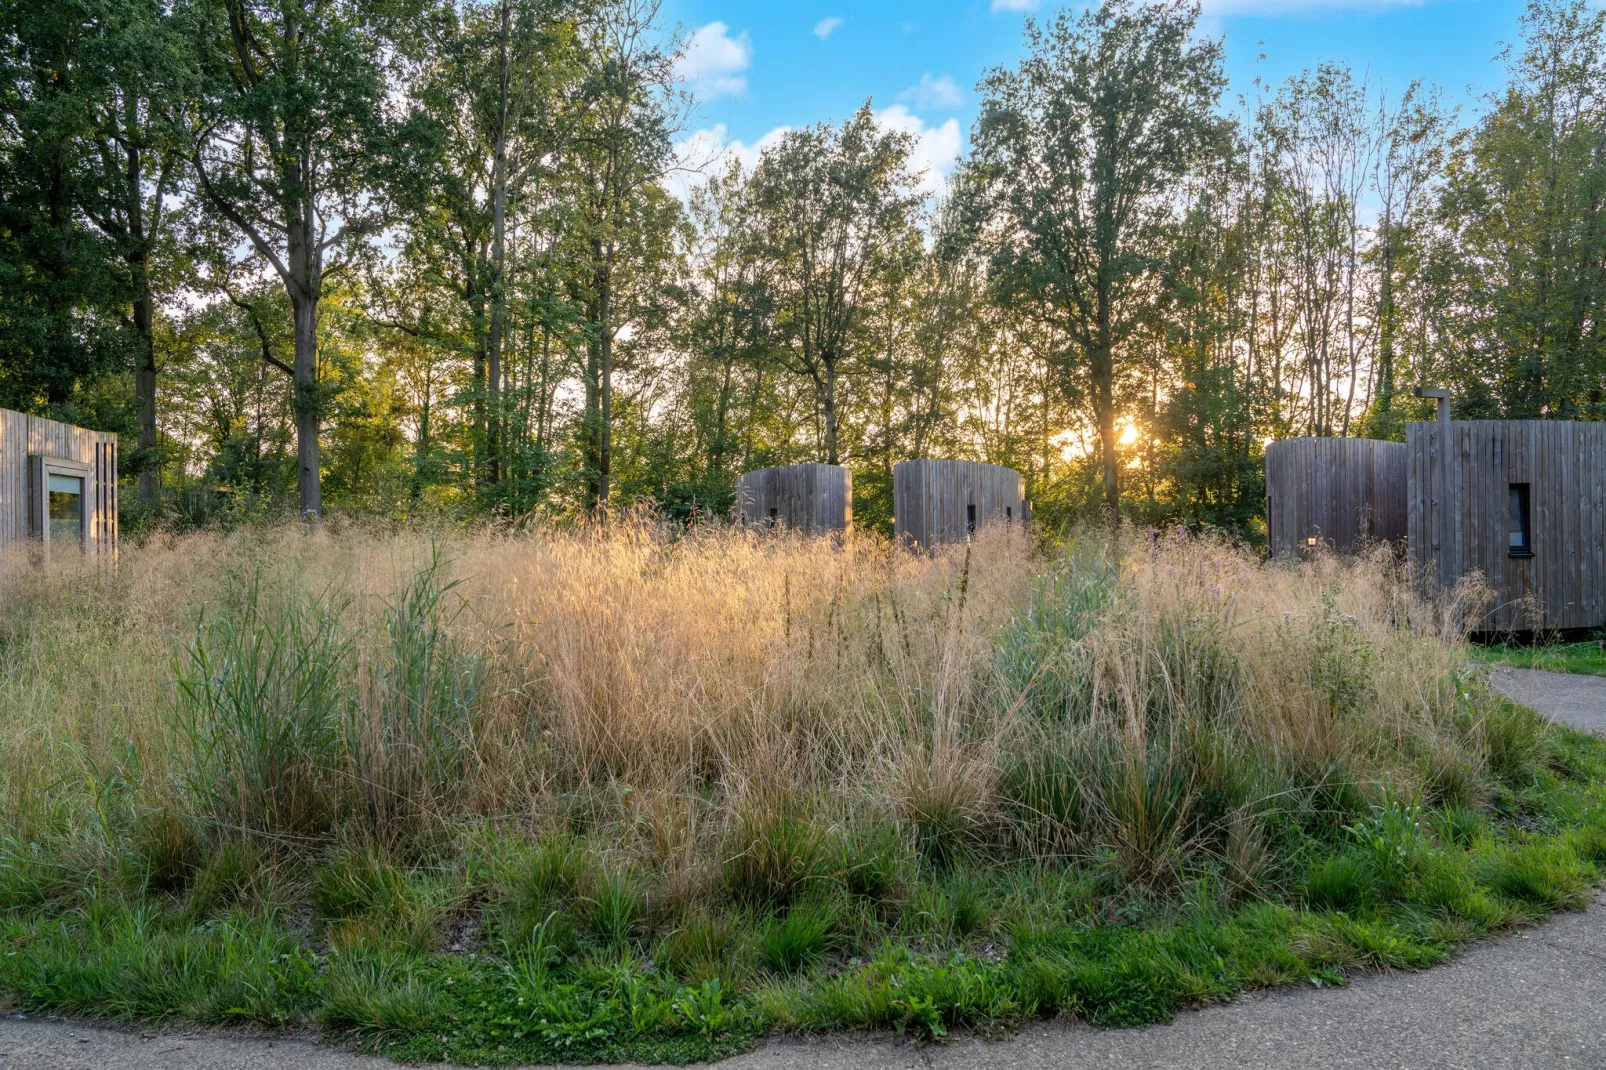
xmin=969 ymin=0 xmax=1226 ymax=517
xmin=1434 ymin=0 xmax=1606 ymax=418
xmin=570 ymin=0 xmax=677 ymax=513
xmin=78 ymin=0 xmax=196 ymax=501
xmin=0 ymin=0 xmax=139 ymax=419
xmin=747 ymin=103 xmax=920 ymax=466
xmin=186 ymin=0 xmax=400 ymax=517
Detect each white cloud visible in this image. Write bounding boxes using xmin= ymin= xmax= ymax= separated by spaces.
xmin=667 ymin=123 xmax=791 ymax=202
xmin=674 ymin=22 xmax=751 ymax=100
xmin=668 ymin=110 xmax=963 ymax=205
xmin=812 ymin=16 xmax=844 ymax=39
xmin=873 ymin=105 xmax=963 ymax=198
xmin=990 ymin=0 xmax=1038 ymax=12
xmin=898 ymin=73 xmax=964 ymax=111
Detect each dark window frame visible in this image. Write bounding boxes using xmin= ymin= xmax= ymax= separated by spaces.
xmin=27 ymin=454 xmax=92 ymax=561
xmin=1508 ymin=482 xmax=1533 ymax=558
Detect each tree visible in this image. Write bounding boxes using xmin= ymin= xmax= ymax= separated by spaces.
xmin=747 ymin=103 xmax=920 ymax=466
xmin=387 ymin=0 xmax=583 ymax=492
xmin=77 ymin=0 xmax=196 ymax=501
xmin=1433 ymin=0 xmax=1606 ymax=418
xmin=0 ymin=0 xmax=141 ymax=421
xmin=568 ymin=0 xmax=678 ymax=513
xmin=968 ymin=0 xmax=1226 ymax=517
xmin=186 ymin=0 xmax=401 ymax=517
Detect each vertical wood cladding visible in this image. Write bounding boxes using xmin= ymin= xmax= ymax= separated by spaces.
xmin=0 ymin=407 xmax=119 ymax=560
xmin=734 ymin=464 xmax=852 ymax=534
xmin=1265 ymin=437 xmax=1409 ymax=557
xmin=893 ymin=460 xmax=1027 ymax=550
xmin=1408 ymin=420 xmax=1606 ymax=631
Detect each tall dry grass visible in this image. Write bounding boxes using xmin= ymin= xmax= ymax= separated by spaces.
xmin=0 ymin=518 xmax=1524 ymax=911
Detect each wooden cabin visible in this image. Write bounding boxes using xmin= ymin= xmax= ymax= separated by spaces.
xmin=1408 ymin=418 xmax=1606 ymax=632
xmin=893 ymin=459 xmax=1028 ymax=550
xmin=1265 ymin=437 xmax=1408 ymax=556
xmin=0 ymin=407 xmax=119 ymax=561
xmin=1266 ymin=393 xmax=1606 ymax=631
xmin=735 ymin=463 xmax=852 ymax=534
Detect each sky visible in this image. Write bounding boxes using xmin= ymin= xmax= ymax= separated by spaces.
xmin=664 ymin=0 xmax=1538 ymax=195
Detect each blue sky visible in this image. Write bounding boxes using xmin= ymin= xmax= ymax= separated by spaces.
xmin=665 ymin=0 xmax=1535 ymax=193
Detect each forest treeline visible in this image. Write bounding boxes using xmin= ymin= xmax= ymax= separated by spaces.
xmin=2 ymin=0 xmax=1603 ymax=538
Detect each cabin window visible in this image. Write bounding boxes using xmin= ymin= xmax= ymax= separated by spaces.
xmin=966 ymin=503 xmax=976 ymax=536
xmin=768 ymin=507 xmax=778 ymax=529
xmin=1508 ymin=483 xmax=1532 ymax=557
xmin=48 ymin=473 xmax=84 ymax=549
xmin=1006 ymin=506 xmax=1012 ymax=521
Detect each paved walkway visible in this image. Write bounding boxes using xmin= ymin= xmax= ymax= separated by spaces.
xmin=1490 ymin=666 xmax=1606 ymax=734
xmin=3 ymin=669 xmax=1604 ymax=1070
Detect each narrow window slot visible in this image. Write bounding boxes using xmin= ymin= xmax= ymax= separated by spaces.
xmin=1508 ymin=483 xmax=1532 ymax=557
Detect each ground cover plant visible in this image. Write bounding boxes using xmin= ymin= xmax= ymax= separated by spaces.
xmin=1475 ymin=634 xmax=1606 ymax=678
xmin=0 ymin=522 xmax=1603 ymax=1064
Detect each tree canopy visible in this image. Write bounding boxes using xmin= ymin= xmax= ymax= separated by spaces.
xmin=2 ymin=0 xmax=1602 ymax=539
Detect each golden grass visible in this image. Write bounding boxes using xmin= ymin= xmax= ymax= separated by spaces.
xmin=0 ymin=519 xmax=1508 ymax=901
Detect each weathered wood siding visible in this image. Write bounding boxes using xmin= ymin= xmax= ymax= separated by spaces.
xmin=735 ymin=464 xmax=852 ymax=534
xmin=893 ymin=460 xmax=1027 ymax=550
xmin=1408 ymin=420 xmax=1606 ymax=631
xmin=0 ymin=407 xmax=118 ymax=558
xmin=1265 ymin=437 xmax=1408 ymax=557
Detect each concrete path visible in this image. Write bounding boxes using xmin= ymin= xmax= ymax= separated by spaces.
xmin=1490 ymin=666 xmax=1606 ymax=734
xmin=3 ymin=668 xmax=1603 ymax=1070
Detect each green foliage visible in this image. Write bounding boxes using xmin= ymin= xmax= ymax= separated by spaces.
xmin=759 ymin=904 xmax=838 ymax=974
xmin=320 ymin=949 xmax=443 ymax=1040
xmin=351 ymin=547 xmax=484 ymax=842
xmin=1304 ymin=852 xmax=1375 ymax=913
xmin=581 ymin=867 xmax=643 ymax=952
xmin=1344 ymin=782 xmax=1427 ymax=899
xmin=655 ymin=911 xmax=747 ymax=985
xmin=827 ymin=824 xmax=906 ymax=902
xmin=722 ymin=805 xmax=824 ymax=910
xmin=1478 ymin=700 xmax=1555 ymax=785
xmin=1434 ymin=803 xmax=1487 ymax=849
xmin=176 ymin=576 xmax=350 ymax=837
xmin=1475 ymin=842 xmax=1593 ymax=908
xmin=1475 ymin=636 xmax=1606 ymax=679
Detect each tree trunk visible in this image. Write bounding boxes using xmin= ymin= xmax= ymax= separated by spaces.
xmin=1092 ymin=340 xmax=1119 ymax=520
xmin=597 ymin=256 xmax=613 ymax=516
xmin=486 ymin=0 xmax=511 ymax=489
xmin=487 ymin=188 xmax=506 ymax=488
xmin=292 ymin=294 xmax=322 ymax=519
xmin=412 ymin=365 xmax=432 ymax=501
xmin=821 ymin=355 xmax=839 ymax=466
xmin=1376 ymin=219 xmax=1397 ymax=416
xmin=133 ymin=255 xmax=159 ymax=503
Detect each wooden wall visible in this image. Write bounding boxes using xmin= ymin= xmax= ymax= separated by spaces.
xmin=0 ymin=407 xmax=118 ymax=558
xmin=734 ymin=464 xmax=852 ymax=534
xmin=1408 ymin=420 xmax=1606 ymax=632
xmin=1265 ymin=437 xmax=1408 ymax=557
xmin=893 ymin=459 xmax=1027 ymax=550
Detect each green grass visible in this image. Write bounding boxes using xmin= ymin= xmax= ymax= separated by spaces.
xmin=4 ymin=531 xmax=1606 ymax=1062
xmin=1476 ymin=635 xmax=1606 ymax=677
xmin=0 ymin=726 xmax=1603 ymax=1060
